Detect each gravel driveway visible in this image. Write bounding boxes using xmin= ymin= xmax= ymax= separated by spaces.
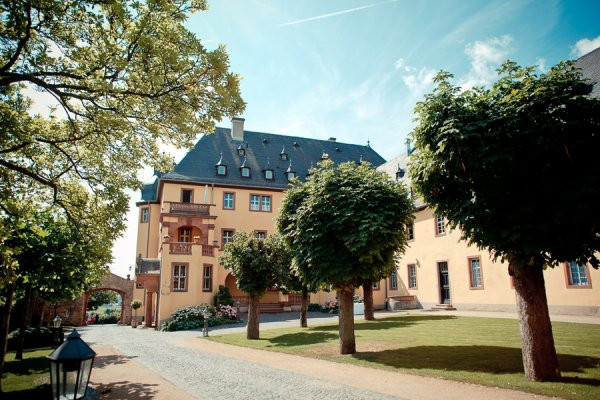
xmin=79 ymin=322 xmax=403 ymax=400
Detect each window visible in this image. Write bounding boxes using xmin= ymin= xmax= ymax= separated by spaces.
xmin=407 ymin=224 xmax=414 ymax=241
xmin=223 ymin=192 xmax=235 ymax=210
xmin=390 ymin=270 xmax=398 ymax=290
xmin=241 ymin=167 xmax=251 ymax=177
xmin=435 ymin=215 xmax=446 ymax=236
xmin=373 ymin=281 xmax=380 ymax=290
xmin=250 ymin=194 xmax=271 ymax=212
xmin=286 ymin=171 xmax=296 ymax=180
xmin=264 ymin=169 xmax=274 ymax=180
xmin=181 ymin=189 xmax=193 ymax=203
xmin=217 ymin=165 xmax=227 ymax=176
xmin=202 ymin=264 xmax=212 ymax=292
xmin=172 ymin=263 xmax=187 ymax=291
xmin=567 ymin=262 xmax=590 ymax=287
xmin=255 ymin=231 xmax=266 ymax=241
xmin=408 ymin=264 xmax=417 ymax=289
xmin=222 ymin=229 xmax=234 ymax=247
xmin=469 ymin=257 xmax=483 ymax=289
xmin=179 ymin=228 xmax=191 ymax=243
xmin=141 ymin=208 xmax=149 ymax=223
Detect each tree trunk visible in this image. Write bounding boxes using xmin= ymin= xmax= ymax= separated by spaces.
xmin=509 ymin=259 xmax=561 ymax=381
xmin=0 ymin=282 xmax=16 ymax=393
xmin=337 ymin=287 xmax=356 ymax=354
xmin=363 ymin=283 xmax=375 ymax=321
xmin=15 ymin=283 xmax=32 ymax=360
xmin=247 ymin=294 xmax=260 ymax=340
xmin=300 ymin=287 xmax=309 ymax=328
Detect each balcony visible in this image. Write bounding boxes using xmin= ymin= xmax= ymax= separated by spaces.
xmin=167 ymin=202 xmax=210 ymax=216
xmin=167 ymin=242 xmax=217 ymax=257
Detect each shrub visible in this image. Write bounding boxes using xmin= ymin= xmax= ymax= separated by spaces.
xmin=97 ymin=314 xmax=120 ymax=324
xmin=7 ymin=326 xmax=54 ymax=350
xmin=214 ymin=285 xmax=234 ymax=307
xmin=161 ymin=303 xmax=240 ymax=331
xmin=308 ymin=303 xmax=324 ymax=312
xmin=353 ymin=295 xmax=364 ymax=303
xmin=215 ymin=304 xmax=237 ymax=320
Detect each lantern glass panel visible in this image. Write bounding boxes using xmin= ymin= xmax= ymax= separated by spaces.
xmin=76 ymin=358 xmax=93 ymax=398
xmin=58 ymin=359 xmax=81 ymax=399
xmin=50 ymin=361 xmax=58 ymax=399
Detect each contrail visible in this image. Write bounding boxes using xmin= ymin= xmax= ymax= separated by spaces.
xmin=279 ymin=0 xmax=398 ymax=27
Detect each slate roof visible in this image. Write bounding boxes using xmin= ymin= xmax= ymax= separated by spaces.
xmin=141 ymin=127 xmax=385 ymax=200
xmin=377 ymin=153 xmax=426 ymax=208
xmin=576 ymin=46 xmax=600 ymax=98
xmin=137 ymin=258 xmax=160 ymax=274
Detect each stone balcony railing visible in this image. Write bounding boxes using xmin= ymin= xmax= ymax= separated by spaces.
xmin=166 ymin=201 xmax=211 ymax=216
xmin=168 ymin=242 xmax=217 ymax=257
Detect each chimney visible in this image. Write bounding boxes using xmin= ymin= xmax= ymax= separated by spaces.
xmin=328 ymin=137 xmax=336 ymax=142
xmin=231 ymin=117 xmax=245 ymax=141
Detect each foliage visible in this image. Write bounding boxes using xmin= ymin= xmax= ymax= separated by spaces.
xmin=131 ymin=299 xmax=142 ymax=311
xmin=307 ymin=303 xmax=324 ymax=312
xmin=277 ymin=160 xmax=414 ymax=290
xmin=353 ymin=295 xmax=363 ymax=303
xmin=87 ymin=290 xmax=119 ymax=311
xmin=214 ymin=285 xmax=234 ymax=307
xmin=96 ymin=313 xmax=120 ymax=324
xmin=409 ymin=61 xmax=600 ymax=268
xmin=218 ymin=232 xmax=290 ymax=297
xmin=7 ymin=327 xmax=53 ymax=350
xmin=160 ymin=303 xmax=239 ymax=332
xmin=0 ymin=1 xmax=244 ymax=235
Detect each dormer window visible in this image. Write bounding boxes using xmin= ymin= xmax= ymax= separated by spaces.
xmin=280 ymin=146 xmax=288 ymax=161
xmin=237 ymin=143 xmax=245 ymax=157
xmin=321 ymin=152 xmax=329 ymax=160
xmin=215 ymin=152 xmax=227 ymax=176
xmin=240 ymin=156 xmax=251 ymax=178
xmin=396 ymin=164 xmax=405 ymax=181
xmin=285 ymin=161 xmax=296 ymax=181
xmin=264 ymin=169 xmax=274 ymax=180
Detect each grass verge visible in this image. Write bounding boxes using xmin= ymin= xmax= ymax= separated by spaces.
xmin=2 ymin=348 xmax=51 ymax=399
xmin=208 ymin=314 xmax=600 ymax=400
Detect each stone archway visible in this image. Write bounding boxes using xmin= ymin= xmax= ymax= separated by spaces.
xmin=81 ymin=273 xmax=134 ymax=325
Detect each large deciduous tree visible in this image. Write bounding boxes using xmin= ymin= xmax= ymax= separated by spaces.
xmin=409 ymin=61 xmax=600 ymax=381
xmin=277 ymin=161 xmax=414 ymax=354
xmin=0 ymin=0 xmax=244 ymax=234
xmin=0 ymin=210 xmax=111 ymax=390
xmin=219 ymin=232 xmax=290 ymax=339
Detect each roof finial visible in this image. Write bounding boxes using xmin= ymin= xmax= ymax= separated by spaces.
xmin=240 ymin=156 xmax=247 ymax=168
xmin=215 ymin=152 xmax=224 ymax=166
xmin=367 ymin=140 xmax=371 ymax=148
xmin=286 ymin=159 xmax=293 ymax=173
xmin=359 ymin=154 xmax=363 ymax=163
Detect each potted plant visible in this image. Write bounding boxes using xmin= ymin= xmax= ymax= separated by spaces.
xmin=131 ymin=300 xmax=142 ymax=328
xmin=353 ymin=295 xmax=364 ymax=315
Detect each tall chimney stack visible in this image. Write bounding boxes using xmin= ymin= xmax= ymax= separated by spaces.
xmin=231 ymin=117 xmax=245 ymax=141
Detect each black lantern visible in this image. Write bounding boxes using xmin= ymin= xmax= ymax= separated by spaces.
xmin=47 ymin=329 xmax=96 ymax=400
xmin=52 ymin=315 xmax=62 ymax=347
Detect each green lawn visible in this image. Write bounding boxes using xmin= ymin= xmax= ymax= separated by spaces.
xmin=208 ymin=314 xmax=600 ymax=400
xmin=2 ymin=348 xmax=51 ymax=399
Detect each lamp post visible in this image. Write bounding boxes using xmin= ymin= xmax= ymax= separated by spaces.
xmin=47 ymin=329 xmax=96 ymax=400
xmin=235 ymin=300 xmax=241 ymax=316
xmin=53 ymin=315 xmax=62 ymax=347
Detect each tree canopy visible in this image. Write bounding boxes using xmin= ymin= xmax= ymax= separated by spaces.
xmin=409 ymin=61 xmax=600 ymax=268
xmin=87 ymin=290 xmax=119 ymax=311
xmin=0 ymin=0 xmax=244 ymax=230
xmin=278 ymin=161 xmax=414 ymax=290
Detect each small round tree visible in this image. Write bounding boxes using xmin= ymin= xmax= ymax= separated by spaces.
xmin=219 ymin=232 xmax=290 ymax=339
xmin=131 ymin=299 xmax=142 ymax=326
xmin=409 ymin=61 xmax=600 ymax=381
xmin=277 ymin=161 xmax=414 ymax=354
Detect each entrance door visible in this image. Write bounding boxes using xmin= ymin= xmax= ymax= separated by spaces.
xmin=438 ymin=262 xmax=451 ymax=304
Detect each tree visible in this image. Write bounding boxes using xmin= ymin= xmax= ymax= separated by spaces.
xmin=0 ymin=0 xmax=244 ymax=248
xmin=219 ymin=232 xmax=290 ymax=339
xmin=131 ymin=299 xmax=142 ymax=325
xmin=0 ymin=210 xmax=110 ymax=389
xmin=87 ymin=291 xmax=119 ymax=311
xmin=277 ymin=161 xmax=414 ymax=354
xmin=408 ymin=61 xmax=600 ymax=381
xmin=279 ymin=267 xmax=318 ymax=328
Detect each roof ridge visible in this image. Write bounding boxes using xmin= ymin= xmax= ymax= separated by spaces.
xmin=213 ymin=126 xmax=372 ymax=149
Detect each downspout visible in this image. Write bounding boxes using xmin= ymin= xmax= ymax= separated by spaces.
xmin=145 ymin=200 xmax=150 ymax=258
xmin=384 ymin=278 xmax=388 ymax=311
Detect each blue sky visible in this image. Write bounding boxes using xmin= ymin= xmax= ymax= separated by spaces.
xmin=110 ymin=0 xmax=600 ymax=277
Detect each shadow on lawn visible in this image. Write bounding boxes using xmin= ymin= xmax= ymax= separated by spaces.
xmin=353 ymin=345 xmax=600 ymax=385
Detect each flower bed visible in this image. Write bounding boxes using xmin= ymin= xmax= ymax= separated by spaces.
xmin=161 ymin=304 xmax=241 ymax=331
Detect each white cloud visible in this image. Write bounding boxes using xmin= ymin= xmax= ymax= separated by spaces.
xmin=461 ymin=35 xmax=513 ymax=89
xmin=535 ymin=57 xmax=547 ymax=73
xmin=394 ymin=58 xmax=404 ymax=69
xmin=571 ymin=35 xmax=600 ymax=58
xmin=401 ymin=67 xmax=436 ymax=96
